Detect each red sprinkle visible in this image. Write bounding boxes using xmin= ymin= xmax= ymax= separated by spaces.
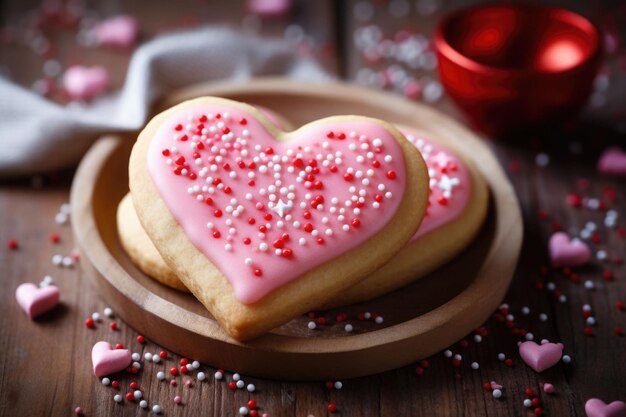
xmin=327 ymin=403 xmax=337 ymax=413
xmin=49 ymin=233 xmax=60 ymax=243
xmin=136 ymin=335 xmax=145 ymax=344
xmin=115 ymin=343 xmax=124 ymax=350
xmin=170 ymin=367 xmax=179 ymax=376
xmin=111 ymin=380 xmax=119 ymax=389
xmin=85 ymin=318 xmax=95 ymax=328
xmin=109 ymin=322 xmax=118 ymax=331
xmin=130 ymin=382 xmax=138 ymax=390
xmin=386 ymin=170 xmax=397 ymax=180
xmin=159 ymin=350 xmax=168 ymax=359
xmin=7 ymin=239 xmax=18 ymax=250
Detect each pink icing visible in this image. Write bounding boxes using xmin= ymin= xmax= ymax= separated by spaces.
xmin=148 ymin=106 xmax=407 ymax=304
xmin=400 ymin=129 xmax=472 ymax=241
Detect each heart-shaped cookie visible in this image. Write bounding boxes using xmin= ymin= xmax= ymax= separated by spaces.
xmin=118 ymin=124 xmax=488 ymax=306
xmin=91 ymin=341 xmax=132 ymax=377
xmin=129 ymin=97 xmax=429 ymax=340
xmin=15 ymin=283 xmax=60 ymax=319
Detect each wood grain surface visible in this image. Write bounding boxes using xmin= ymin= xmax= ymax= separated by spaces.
xmin=1 ymin=0 xmax=625 ymax=416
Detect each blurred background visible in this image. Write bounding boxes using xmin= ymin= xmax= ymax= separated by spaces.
xmin=1 ymin=0 xmax=624 ymax=135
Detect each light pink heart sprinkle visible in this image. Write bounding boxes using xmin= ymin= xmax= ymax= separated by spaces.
xmin=549 ymin=232 xmax=591 ymax=267
xmin=63 ymin=65 xmax=109 ymax=100
xmin=519 ymin=341 xmax=563 ymax=372
xmin=92 ymin=341 xmax=132 ymax=377
xmin=597 ymin=147 xmax=626 ymax=177
xmin=93 ymin=15 xmax=138 ymax=48
xmin=246 ymin=0 xmax=292 ymax=17
xmin=15 ymin=283 xmax=60 ymax=319
xmin=585 ymin=398 xmax=626 ymax=417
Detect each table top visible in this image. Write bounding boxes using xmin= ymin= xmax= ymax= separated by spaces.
xmin=1 ymin=1 xmax=625 ymax=416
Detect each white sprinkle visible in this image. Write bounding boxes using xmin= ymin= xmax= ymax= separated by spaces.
xmin=375 ymin=316 xmax=384 ymax=324
xmin=152 ymin=405 xmax=162 ymax=414
xmin=62 ymin=257 xmax=73 ymax=267
xmin=134 ymin=390 xmax=142 ymax=399
xmin=535 ymin=153 xmax=550 ymax=167
xmin=334 ymin=381 xmax=343 ymax=389
xmin=192 ymin=360 xmax=200 ymax=369
xmin=156 ymin=371 xmax=165 ymax=380
xmin=103 ymin=307 xmax=113 ymax=317
xmin=198 ymin=372 xmax=206 ymax=381
xmin=471 ymin=362 xmax=479 ymax=370
xmin=91 ymin=312 xmax=100 ymax=321
xmin=497 ymin=353 xmax=506 ymax=361
xmin=101 ymin=377 xmax=110 ymax=385
xmin=562 ymin=355 xmax=572 ymax=363
xmin=131 ymin=353 xmax=140 ymax=361
xmin=524 ymin=399 xmax=532 ymax=407
xmin=140 ymin=400 xmax=148 ymax=408
xmin=239 ymin=406 xmax=249 ymax=415
xmin=144 ymin=352 xmax=153 ymax=361
xmin=55 ymin=212 xmax=68 ymax=225
xmin=152 ymin=355 xmax=161 ymax=363
xmin=52 ymin=254 xmax=63 ymax=265
xmin=308 ymin=321 xmax=317 ymax=330
xmin=114 ymin=394 xmax=123 ymax=403
xmin=247 ymin=384 xmax=256 ymax=392
xmin=444 ymin=350 xmax=453 ymax=358
xmin=539 ymin=313 xmax=548 ymax=321
xmin=587 ymin=316 xmax=596 ymax=326
xmin=492 ymin=389 xmax=502 ymax=399
xmin=215 ymin=371 xmax=224 ymax=380
xmin=521 ymin=306 xmax=530 ymax=315
xmin=584 ymin=280 xmax=595 ymax=290
xmin=236 ymin=380 xmax=245 ymax=389
xmin=474 ymin=335 xmax=482 ymax=343
xmin=344 ymin=324 xmax=354 ymax=332
xmin=525 ymin=333 xmax=534 ymax=341
xmin=233 ymin=373 xmax=241 ymax=381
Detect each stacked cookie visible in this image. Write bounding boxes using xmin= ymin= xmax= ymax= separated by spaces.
xmin=123 ymin=97 xmax=487 ymax=341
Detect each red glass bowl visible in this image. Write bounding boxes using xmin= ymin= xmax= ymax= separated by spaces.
xmin=434 ymin=3 xmax=602 ymax=135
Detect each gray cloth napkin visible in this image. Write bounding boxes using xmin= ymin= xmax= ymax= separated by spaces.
xmin=0 ymin=26 xmax=330 ymax=176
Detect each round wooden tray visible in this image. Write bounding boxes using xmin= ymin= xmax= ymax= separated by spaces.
xmin=71 ymin=78 xmax=522 ymax=380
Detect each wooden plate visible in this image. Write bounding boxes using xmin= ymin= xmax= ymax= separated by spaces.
xmin=71 ymin=78 xmax=522 ymax=380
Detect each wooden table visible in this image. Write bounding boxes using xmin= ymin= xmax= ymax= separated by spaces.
xmin=1 ymin=1 xmax=625 ymax=416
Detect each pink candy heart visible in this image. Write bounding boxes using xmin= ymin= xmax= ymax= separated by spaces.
xmin=91 ymin=341 xmax=132 ymax=377
xmin=549 ymin=232 xmax=591 ymax=267
xmin=63 ymin=65 xmax=109 ymax=100
xmin=519 ymin=341 xmax=563 ymax=372
xmin=15 ymin=283 xmax=60 ymax=319
xmin=246 ymin=0 xmax=292 ymax=17
xmin=597 ymin=147 xmax=626 ymax=177
xmin=585 ymin=399 xmax=626 ymax=417
xmin=93 ymin=15 xmax=139 ymax=48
